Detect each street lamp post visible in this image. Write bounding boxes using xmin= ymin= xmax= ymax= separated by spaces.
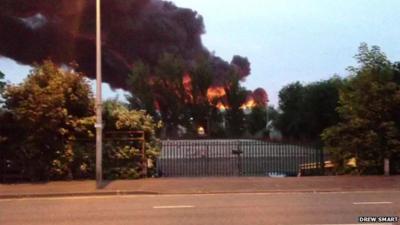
xmin=95 ymin=0 xmax=103 ymax=189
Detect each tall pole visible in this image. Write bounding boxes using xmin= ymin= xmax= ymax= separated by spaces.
xmin=95 ymin=0 xmax=103 ymax=189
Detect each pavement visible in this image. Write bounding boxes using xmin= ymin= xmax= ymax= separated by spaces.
xmin=0 ymin=176 xmax=399 ymax=199
xmin=1 ymin=191 xmax=399 ymax=225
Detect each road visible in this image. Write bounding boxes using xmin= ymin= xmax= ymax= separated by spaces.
xmin=0 ymin=191 xmax=399 ymax=225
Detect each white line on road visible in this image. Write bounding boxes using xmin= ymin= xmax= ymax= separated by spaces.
xmin=352 ymin=201 xmax=392 ymax=205
xmin=153 ymin=205 xmax=194 ymax=209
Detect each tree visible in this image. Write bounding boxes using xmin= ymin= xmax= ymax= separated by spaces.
xmin=0 ymin=61 xmax=165 ymax=181
xmin=225 ymin=73 xmax=248 ymax=137
xmin=301 ymin=77 xmax=343 ymax=140
xmin=2 ymin=60 xmax=95 ymax=180
xmin=126 ymin=52 xmax=258 ymax=138
xmin=322 ymin=44 xmax=400 ymax=174
xmin=102 ymin=99 xmax=162 ymax=178
xmin=126 ymin=61 xmax=155 ymax=114
xmin=246 ymin=106 xmax=267 ymax=135
xmin=266 ymin=105 xmax=279 ymax=123
xmin=128 ymin=54 xmax=230 ymax=138
xmin=276 ymin=77 xmax=342 ymax=142
xmin=275 ymin=82 xmax=305 ymax=140
xmin=127 ymin=53 xmax=189 ymax=137
xmin=185 ymin=56 xmax=215 ymax=136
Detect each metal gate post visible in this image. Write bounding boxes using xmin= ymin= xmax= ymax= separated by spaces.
xmin=238 ymin=141 xmax=242 ymax=176
xmin=206 ymin=143 xmax=209 ymax=176
xmin=319 ymin=144 xmax=324 ymax=175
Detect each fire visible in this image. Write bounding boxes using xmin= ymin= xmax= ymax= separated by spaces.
xmin=207 ymin=86 xmax=226 ymax=101
xmin=240 ymin=98 xmax=257 ymax=110
xmin=154 ymin=100 xmax=161 ymax=112
xmin=197 ymin=126 xmax=205 ymax=136
xmin=216 ymin=101 xmax=228 ymax=111
xmin=207 ymin=86 xmax=229 ymax=110
xmin=182 ymin=73 xmax=192 ymax=87
xmin=182 ymin=73 xmax=193 ymax=102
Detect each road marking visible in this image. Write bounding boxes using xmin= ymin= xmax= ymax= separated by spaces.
xmin=153 ymin=205 xmax=194 ymax=209
xmin=352 ymin=201 xmax=392 ymax=205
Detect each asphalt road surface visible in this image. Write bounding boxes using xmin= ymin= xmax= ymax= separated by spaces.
xmin=0 ymin=191 xmax=399 ymax=225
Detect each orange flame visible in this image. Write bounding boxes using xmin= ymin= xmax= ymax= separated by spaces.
xmin=240 ymin=98 xmax=257 ymax=110
xmin=216 ymin=101 xmax=228 ymax=111
xmin=207 ymin=86 xmax=226 ymax=100
xmin=207 ymin=87 xmax=229 ymax=110
xmin=182 ymin=73 xmax=193 ymax=102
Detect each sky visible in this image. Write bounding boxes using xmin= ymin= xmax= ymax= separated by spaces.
xmin=1 ymin=0 xmax=400 ymax=106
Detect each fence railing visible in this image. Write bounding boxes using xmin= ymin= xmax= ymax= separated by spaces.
xmin=157 ymin=139 xmax=324 ymax=177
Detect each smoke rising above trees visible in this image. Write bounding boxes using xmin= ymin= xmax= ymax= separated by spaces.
xmin=0 ymin=0 xmax=268 ymax=137
xmin=0 ymin=0 xmax=260 ymax=88
xmin=0 ymin=0 xmax=203 ymax=88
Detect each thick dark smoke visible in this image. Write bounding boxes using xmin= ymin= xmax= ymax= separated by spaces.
xmin=0 ymin=0 xmax=206 ymax=88
xmin=0 ymin=0 xmax=264 ymax=94
xmin=231 ymin=55 xmax=250 ymax=80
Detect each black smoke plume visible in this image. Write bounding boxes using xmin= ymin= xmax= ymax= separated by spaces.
xmin=0 ymin=0 xmax=205 ymax=87
xmin=0 ymin=0 xmax=259 ymax=91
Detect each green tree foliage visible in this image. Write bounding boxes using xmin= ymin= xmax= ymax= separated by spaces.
xmin=127 ymin=53 xmax=250 ymax=138
xmin=266 ymin=106 xmax=279 ymax=123
xmin=185 ymin=56 xmax=215 ymax=136
xmin=126 ymin=61 xmax=155 ymax=113
xmin=276 ymin=77 xmax=342 ymax=141
xmin=128 ymin=53 xmax=188 ymax=137
xmin=302 ymin=77 xmax=343 ymax=139
xmin=225 ymin=74 xmax=248 ymax=137
xmin=245 ymin=105 xmax=280 ymax=137
xmin=102 ymin=99 xmax=162 ymax=179
xmin=276 ymin=82 xmax=305 ymax=140
xmin=125 ymin=47 xmax=266 ymax=139
xmin=246 ymin=106 xmax=267 ymax=135
xmin=1 ymin=61 xmax=95 ymax=180
xmin=0 ymin=61 xmax=163 ymax=181
xmin=322 ymin=44 xmax=400 ymax=174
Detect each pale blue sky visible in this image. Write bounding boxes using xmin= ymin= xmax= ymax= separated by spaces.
xmin=1 ymin=0 xmax=400 ymax=105
xmin=172 ymin=0 xmax=400 ymax=105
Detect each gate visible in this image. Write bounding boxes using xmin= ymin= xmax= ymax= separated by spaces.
xmin=157 ymin=139 xmax=324 ymax=177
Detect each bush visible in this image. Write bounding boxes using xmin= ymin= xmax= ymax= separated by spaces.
xmin=322 ymin=44 xmax=400 ymax=174
xmin=1 ymin=61 xmax=162 ymax=181
xmin=2 ymin=61 xmax=95 ymax=181
xmin=102 ymin=100 xmax=162 ymax=179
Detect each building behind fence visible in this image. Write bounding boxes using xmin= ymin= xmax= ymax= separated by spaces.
xmin=157 ymin=139 xmax=324 ymax=177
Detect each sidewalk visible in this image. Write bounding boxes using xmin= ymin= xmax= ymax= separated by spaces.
xmin=1 ymin=176 xmax=399 ymax=199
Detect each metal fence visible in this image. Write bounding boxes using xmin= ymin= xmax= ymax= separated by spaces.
xmin=157 ymin=139 xmax=324 ymax=177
